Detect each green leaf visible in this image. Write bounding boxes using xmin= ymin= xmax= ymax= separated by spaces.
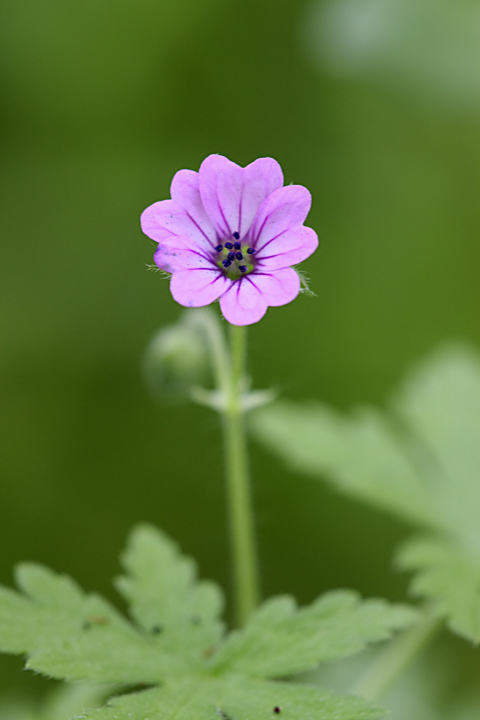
xmin=0 ymin=524 xmax=405 ymax=719
xmin=115 ymin=524 xmax=224 ymax=659
xmin=208 ymin=591 xmax=416 ymax=678
xmin=396 ymin=537 xmax=480 ymax=642
xmin=252 ymin=401 xmax=433 ymax=527
xmin=392 ymin=346 xmax=480 ymax=553
xmin=0 ymin=562 xmax=187 ymax=683
xmin=82 ymin=676 xmax=383 ymax=720
xmin=252 ymin=344 xmax=480 ymax=643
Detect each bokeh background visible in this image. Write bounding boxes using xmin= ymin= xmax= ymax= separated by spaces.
xmin=1 ymin=0 xmax=480 ymax=699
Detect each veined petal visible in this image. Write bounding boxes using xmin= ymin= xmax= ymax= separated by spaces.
xmin=140 ymin=199 xmax=215 ymax=252
xmin=198 ymin=155 xmax=284 ymax=240
xmin=251 ymin=267 xmax=301 ymax=306
xmin=154 ymin=240 xmax=215 ymax=273
xmin=199 ymin=155 xmax=244 ymax=238
xmin=170 ymin=169 xmax=218 ymax=246
xmin=239 ymin=158 xmax=284 ymax=237
xmin=250 ymin=185 xmax=312 ymax=247
xmin=170 ymin=269 xmax=231 ymax=308
xmin=219 ymin=278 xmax=268 ymax=326
xmin=256 ymin=226 xmax=319 ymax=270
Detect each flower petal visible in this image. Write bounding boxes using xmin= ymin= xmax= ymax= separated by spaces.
xmin=239 ymin=158 xmax=284 ymax=237
xmin=154 ymin=239 xmax=215 ymax=273
xmin=219 ymin=278 xmax=268 ymax=326
xmin=170 ymin=169 xmax=217 ymax=247
xmin=250 ymin=185 xmax=312 ymax=248
xmin=250 ymin=267 xmax=300 ymax=306
xmin=198 ymin=155 xmax=244 ymax=238
xmin=198 ymin=155 xmax=284 ymax=240
xmin=170 ymin=269 xmax=231 ymax=308
xmin=255 ymin=226 xmax=319 ymax=270
xmin=140 ymin=199 xmax=215 ymax=253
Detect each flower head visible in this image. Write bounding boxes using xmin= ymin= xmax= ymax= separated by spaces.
xmin=141 ymin=155 xmax=318 ymax=325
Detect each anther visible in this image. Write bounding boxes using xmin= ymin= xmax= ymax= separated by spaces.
xmin=236 ymin=252 xmax=243 ymax=260
xmin=228 ymin=252 xmax=236 ymax=261
xmin=225 ymin=242 xmax=233 ymax=249
xmin=247 ymin=248 xmax=255 ymax=255
xmin=215 ymin=245 xmax=223 ymax=252
xmin=233 ymin=231 xmax=240 ymax=240
xmin=239 ymin=265 xmax=247 ymax=273
xmin=234 ymin=242 xmax=241 ymax=250
xmin=223 ymin=260 xmax=232 ymax=268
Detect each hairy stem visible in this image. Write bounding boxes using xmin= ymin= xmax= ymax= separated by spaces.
xmin=222 ymin=324 xmax=260 ymax=626
xmin=351 ymin=611 xmax=441 ymax=701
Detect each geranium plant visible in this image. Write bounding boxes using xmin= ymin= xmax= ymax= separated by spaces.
xmin=0 ymin=155 xmax=476 ymax=720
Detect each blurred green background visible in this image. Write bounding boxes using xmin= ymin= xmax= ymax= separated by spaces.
xmin=1 ymin=0 xmax=480 ymax=697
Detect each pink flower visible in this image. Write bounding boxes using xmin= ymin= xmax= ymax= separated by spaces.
xmin=141 ymin=155 xmax=318 ymax=326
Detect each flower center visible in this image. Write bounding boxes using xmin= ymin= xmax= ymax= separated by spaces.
xmin=214 ymin=233 xmax=256 ymax=279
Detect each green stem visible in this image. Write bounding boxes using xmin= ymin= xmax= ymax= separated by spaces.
xmin=351 ymin=611 xmax=441 ymax=701
xmin=222 ymin=324 xmax=260 ymax=627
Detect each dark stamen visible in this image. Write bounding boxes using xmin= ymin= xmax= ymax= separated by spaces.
xmin=228 ymin=252 xmax=236 ymax=261
xmin=236 ymin=252 xmax=243 ymax=260
xmin=233 ymin=231 xmax=240 ymax=239
xmin=234 ymin=242 xmax=241 ymax=250
xmin=225 ymin=242 xmax=233 ymax=249
xmin=215 ymin=245 xmax=223 ymax=252
xmin=247 ymin=247 xmax=255 ymax=255
xmin=223 ymin=260 xmax=232 ymax=268
xmin=239 ymin=265 xmax=247 ymax=273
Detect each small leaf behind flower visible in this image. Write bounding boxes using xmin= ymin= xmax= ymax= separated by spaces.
xmin=295 ymin=268 xmax=316 ymax=296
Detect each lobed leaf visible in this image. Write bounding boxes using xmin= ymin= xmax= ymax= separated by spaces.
xmin=251 ymin=401 xmax=433 ymax=528
xmin=253 ymin=345 xmax=480 ymax=644
xmin=393 ymin=346 xmax=480 ymax=553
xmin=208 ymin=591 xmax=416 ymax=678
xmin=0 ymin=524 xmax=412 ymax=719
xmin=396 ymin=537 xmax=480 ymax=643
xmin=80 ymin=675 xmax=383 ymax=720
xmin=115 ymin=524 xmax=224 ymax=660
xmin=0 ymin=562 xmax=186 ymax=683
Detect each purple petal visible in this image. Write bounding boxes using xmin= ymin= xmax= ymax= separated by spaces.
xmin=170 ymin=169 xmax=218 ymax=247
xmin=239 ymin=158 xmax=284 ymax=237
xmin=170 ymin=269 xmax=231 ymax=308
xmin=140 ymin=199 xmax=216 ymax=253
xmin=199 ymin=155 xmax=243 ymax=238
xmin=255 ymin=226 xmax=319 ymax=270
xmin=219 ymin=278 xmax=268 ymax=326
xmin=251 ymin=267 xmax=300 ymax=306
xmin=198 ymin=155 xmax=284 ymax=240
xmin=250 ymin=185 xmax=312 ymax=248
xmin=154 ymin=239 xmax=215 ymax=273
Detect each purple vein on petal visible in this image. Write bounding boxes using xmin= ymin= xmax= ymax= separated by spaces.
xmin=245 ymin=275 xmax=261 ymax=292
xmin=238 ymin=179 xmax=244 ymax=238
xmin=183 ymin=209 xmax=217 ymax=249
xmin=188 ymin=248 xmax=216 ymax=265
xmin=251 ymin=213 xmax=271 ymax=248
xmin=214 ymin=192 xmax=231 ymax=238
xmin=253 ymin=227 xmax=292 ymax=254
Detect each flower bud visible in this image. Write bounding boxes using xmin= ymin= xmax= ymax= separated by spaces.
xmin=142 ymin=311 xmax=210 ymax=401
